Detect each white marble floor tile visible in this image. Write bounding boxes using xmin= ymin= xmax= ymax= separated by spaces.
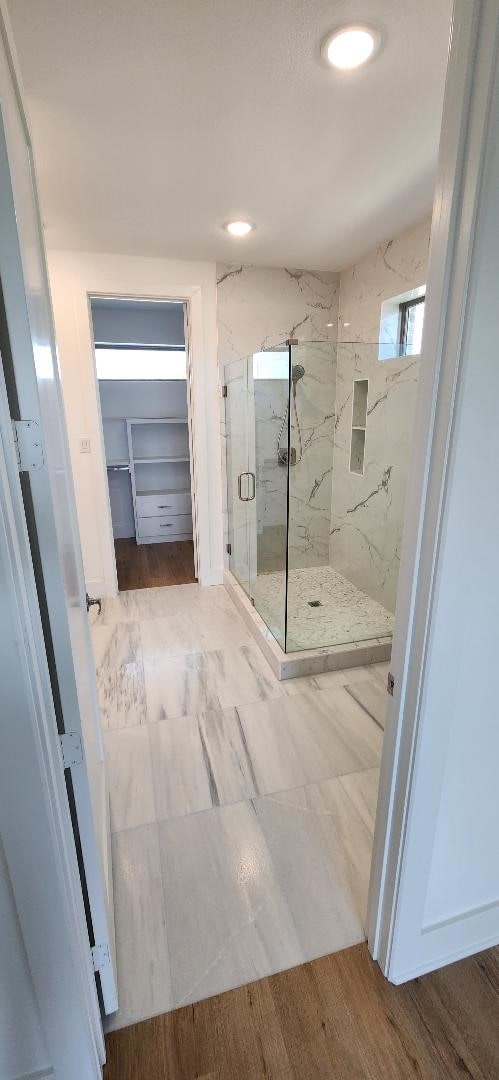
xmin=98 ymin=661 xmax=147 ymax=731
xmin=280 ymin=663 xmax=378 ymax=697
xmin=98 ymin=583 xmax=234 ymax=626
xmin=345 ymin=677 xmax=387 ymax=729
xmin=144 ymin=652 xmax=222 ymax=721
xmin=159 ymin=801 xmax=304 ymax=1008
xmin=107 ymin=824 xmax=172 ymax=1031
xmin=144 ymin=644 xmax=282 ymax=723
xmin=140 ymin=606 xmax=252 ymax=661
xmin=197 ymin=707 xmax=259 ymax=806
xmin=92 ymin=620 xmax=141 ymax=670
xmin=207 ymin=644 xmax=283 ymax=709
xmin=338 ymin=767 xmax=380 ymax=833
xmin=237 ymin=686 xmax=381 ymax=797
xmin=149 ymin=715 xmax=213 ymax=821
xmin=253 ymin=775 xmax=374 ymax=962
xmin=104 ymin=726 xmax=155 ymax=833
xmin=93 ymin=622 xmax=146 ymax=730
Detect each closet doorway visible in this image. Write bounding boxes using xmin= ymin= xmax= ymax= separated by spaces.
xmin=91 ymin=297 xmax=197 ymax=591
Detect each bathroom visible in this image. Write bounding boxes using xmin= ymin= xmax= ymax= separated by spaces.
xmin=219 ymin=220 xmax=428 ymax=672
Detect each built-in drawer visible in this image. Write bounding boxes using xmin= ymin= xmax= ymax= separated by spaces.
xmin=137 ymin=513 xmax=192 ymax=539
xmin=135 ymin=491 xmax=191 ymax=517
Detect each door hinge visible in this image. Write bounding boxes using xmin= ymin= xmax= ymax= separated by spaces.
xmin=221 ymin=384 xmax=228 ymax=398
xmin=12 ymin=419 xmax=44 ymax=472
xmin=226 ymin=542 xmax=232 ymax=555
xmin=387 ymin=671 xmax=395 ymax=697
xmin=59 ymin=732 xmax=84 ymax=769
xmin=92 ymin=942 xmax=111 ymax=974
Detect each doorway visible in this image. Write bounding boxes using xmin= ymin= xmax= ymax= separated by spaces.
xmin=90 ymin=297 xmax=197 ymax=591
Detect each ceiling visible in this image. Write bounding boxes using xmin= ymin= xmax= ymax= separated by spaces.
xmin=8 ymin=0 xmax=452 ymax=271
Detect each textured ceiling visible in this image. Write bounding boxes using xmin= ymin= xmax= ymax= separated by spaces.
xmin=8 ymin=0 xmax=452 ymax=270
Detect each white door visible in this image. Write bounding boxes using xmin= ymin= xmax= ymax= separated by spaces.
xmin=0 ymin=18 xmax=117 ymax=1013
xmin=368 ymin=0 xmax=499 ymax=983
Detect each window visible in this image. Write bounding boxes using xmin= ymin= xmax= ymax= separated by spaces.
xmin=398 ymin=295 xmax=425 ymax=356
xmin=253 ymin=350 xmax=289 ymax=380
xmin=95 ymin=346 xmax=187 ymax=380
xmin=378 ymin=285 xmax=426 ymax=361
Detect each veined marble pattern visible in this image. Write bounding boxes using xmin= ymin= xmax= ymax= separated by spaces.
xmin=251 ymin=564 xmax=394 ymax=652
xmin=93 ymin=582 xmax=385 ymax=1031
xmin=331 ymin=219 xmax=431 ymax=612
xmin=218 ymin=263 xmax=339 ymax=580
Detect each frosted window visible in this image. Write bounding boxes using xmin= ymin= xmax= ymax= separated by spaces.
xmin=253 ymin=351 xmax=289 ymax=380
xmin=95 ymin=347 xmax=187 ymax=380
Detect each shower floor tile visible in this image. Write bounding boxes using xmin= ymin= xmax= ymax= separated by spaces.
xmin=251 ymin=565 xmax=394 ymax=651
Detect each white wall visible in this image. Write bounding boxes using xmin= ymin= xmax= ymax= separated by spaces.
xmin=0 ymin=839 xmax=51 ymax=1080
xmin=330 ymin=219 xmax=431 ymax=611
xmin=48 ymin=251 xmax=222 ymax=594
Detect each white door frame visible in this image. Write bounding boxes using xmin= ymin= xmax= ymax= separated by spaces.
xmin=48 ymin=251 xmax=222 ymax=597
xmin=87 ymin=291 xmax=200 ymax=591
xmin=367 ymin=0 xmax=498 ymax=976
xmin=0 ymin=358 xmax=103 ymax=1077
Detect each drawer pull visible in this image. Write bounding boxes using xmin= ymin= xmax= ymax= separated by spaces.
xmin=158 ymin=504 xmax=172 ymax=508
xmin=160 ymin=523 xmax=173 ymax=527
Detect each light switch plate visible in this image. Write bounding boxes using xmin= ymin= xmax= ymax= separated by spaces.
xmin=79 ymin=436 xmax=91 ymax=453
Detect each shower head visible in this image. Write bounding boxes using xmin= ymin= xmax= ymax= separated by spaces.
xmin=292 ymin=363 xmax=305 ymax=385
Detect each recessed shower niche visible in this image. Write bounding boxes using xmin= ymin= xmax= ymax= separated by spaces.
xmin=350 ymin=378 xmax=368 ymax=475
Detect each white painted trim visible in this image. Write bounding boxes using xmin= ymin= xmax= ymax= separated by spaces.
xmin=90 ymin=302 xmax=198 ymax=581
xmin=367 ymin=0 xmax=499 ymax=976
xmin=48 ymin=252 xmax=223 ymax=594
xmin=0 ymin=363 xmax=102 ymax=1078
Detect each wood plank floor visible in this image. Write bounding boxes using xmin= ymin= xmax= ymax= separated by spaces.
xmin=115 ymin=538 xmax=196 ymax=590
xmin=104 ymin=942 xmax=499 ymax=1079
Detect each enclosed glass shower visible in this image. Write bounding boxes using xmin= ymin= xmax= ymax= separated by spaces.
xmin=225 ymin=341 xmax=409 ymax=654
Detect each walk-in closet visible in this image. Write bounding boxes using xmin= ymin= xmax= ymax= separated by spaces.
xmin=91 ymin=297 xmax=196 ymax=590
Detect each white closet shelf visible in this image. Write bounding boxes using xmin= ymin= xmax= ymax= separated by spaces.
xmin=106 ymin=459 xmax=129 ymax=467
xmin=135 ymin=486 xmax=191 ymax=497
xmin=129 ymin=417 xmax=188 ymax=425
xmin=134 ymin=455 xmax=190 ymax=464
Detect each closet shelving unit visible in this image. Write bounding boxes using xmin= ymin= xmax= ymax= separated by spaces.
xmin=127 ymin=416 xmax=193 ymax=543
xmin=100 ymin=379 xmax=193 ymax=545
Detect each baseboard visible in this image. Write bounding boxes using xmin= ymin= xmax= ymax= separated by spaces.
xmin=199 ymin=564 xmax=224 ymax=586
xmin=112 ymin=524 xmax=135 ymax=539
xmin=11 ymin=1068 xmax=54 ymax=1080
xmin=390 ymin=930 xmax=499 ymax=984
xmin=85 ymin=578 xmax=108 ymax=598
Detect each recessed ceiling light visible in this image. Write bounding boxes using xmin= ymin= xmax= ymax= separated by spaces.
xmin=323 ymin=25 xmax=380 ymax=71
xmin=224 ymin=221 xmax=255 ymax=237
xmin=326 ymin=322 xmax=334 ymax=327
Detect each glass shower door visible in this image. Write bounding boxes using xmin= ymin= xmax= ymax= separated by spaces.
xmin=249 ymin=345 xmax=290 ymax=649
xmin=225 ymin=357 xmax=253 ymax=594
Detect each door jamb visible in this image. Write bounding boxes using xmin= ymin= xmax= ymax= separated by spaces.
xmin=87 ymin=292 xmax=199 ymax=591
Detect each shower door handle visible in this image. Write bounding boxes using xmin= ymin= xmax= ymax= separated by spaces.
xmin=237 ymin=472 xmax=255 ymax=501
xmin=237 ymin=472 xmax=248 ymax=501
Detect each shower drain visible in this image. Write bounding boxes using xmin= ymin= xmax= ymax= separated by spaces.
xmin=308 ymin=600 xmax=323 ymax=607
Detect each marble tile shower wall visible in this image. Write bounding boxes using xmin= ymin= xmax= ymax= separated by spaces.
xmin=253 ymin=345 xmax=336 ymax=573
xmin=329 ymin=219 xmax=431 ymax=613
xmin=217 ymin=264 xmax=339 ymax=572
